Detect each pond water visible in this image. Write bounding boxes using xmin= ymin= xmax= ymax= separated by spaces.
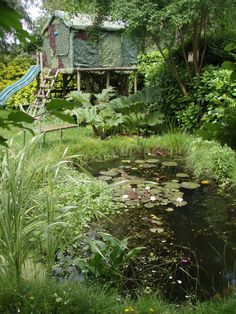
xmin=89 ymin=155 xmax=236 ymax=302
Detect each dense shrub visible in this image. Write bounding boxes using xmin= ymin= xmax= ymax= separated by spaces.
xmin=138 ymin=51 xmax=236 ymax=131
xmin=0 ymin=54 xmax=37 ymax=108
xmin=177 ymin=66 xmax=236 ymax=130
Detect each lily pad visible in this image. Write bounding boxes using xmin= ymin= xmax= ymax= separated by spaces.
xmin=162 ymin=161 xmax=178 ymax=167
xmin=97 ymin=175 xmax=112 ymax=181
xmin=149 ymin=227 xmax=164 ymax=233
xmin=152 ymin=220 xmax=164 ymax=226
xmin=112 ymin=177 xmax=128 ymax=182
xmin=176 ymin=173 xmax=190 ymax=178
xmin=123 ymin=165 xmax=132 ymax=169
xmin=146 ymin=159 xmax=159 ymax=163
xmin=126 ymin=200 xmax=140 ymax=206
xmin=140 ymin=163 xmax=155 ymax=169
xmin=121 ymin=160 xmax=131 ymax=163
xmin=163 ymin=182 xmax=180 ymax=189
xmin=144 ymin=202 xmax=156 ymax=209
xmin=135 ymin=160 xmax=145 ymax=164
xmin=180 ymin=182 xmax=200 ymax=190
xmin=165 ymin=207 xmax=174 ymax=212
xmin=100 ymin=170 xmax=118 ymax=177
xmin=173 ymin=200 xmax=188 ymax=207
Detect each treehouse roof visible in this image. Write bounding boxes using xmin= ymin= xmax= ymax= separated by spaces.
xmin=42 ymin=10 xmax=126 ymax=34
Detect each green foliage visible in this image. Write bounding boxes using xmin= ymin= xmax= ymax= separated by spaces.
xmin=0 ymin=137 xmax=47 ymax=279
xmin=0 ymin=108 xmax=35 ymax=147
xmin=74 ymin=232 xmax=145 ymax=283
xmin=138 ymin=51 xmax=165 ymax=86
xmin=139 ymin=63 xmax=236 ymax=132
xmin=0 ymin=0 xmax=31 ymax=44
xmin=109 ymin=87 xmax=165 ymax=135
xmin=222 ymin=42 xmax=236 ymax=81
xmin=67 ymin=88 xmax=123 ymax=138
xmin=42 ymin=167 xmax=117 ymax=238
xmin=178 ymin=66 xmax=236 ymax=130
xmin=0 ymin=278 xmax=235 ymax=313
xmin=185 ymin=138 xmax=236 ymax=186
xmin=196 ymin=105 xmax=236 ymax=149
xmin=137 ymin=61 xmax=190 ymax=121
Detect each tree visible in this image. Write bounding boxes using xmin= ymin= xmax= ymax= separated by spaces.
xmin=42 ymin=0 xmax=236 ymax=96
xmin=0 ymin=0 xmax=31 ymax=46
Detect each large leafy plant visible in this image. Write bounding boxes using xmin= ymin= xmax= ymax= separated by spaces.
xmin=67 ymin=87 xmax=123 ymax=139
xmin=74 ymin=232 xmax=145 ymax=284
xmin=109 ymin=86 xmax=165 ymax=135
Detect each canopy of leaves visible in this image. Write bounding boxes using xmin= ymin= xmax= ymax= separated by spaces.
xmin=0 ymin=0 xmax=31 ymax=45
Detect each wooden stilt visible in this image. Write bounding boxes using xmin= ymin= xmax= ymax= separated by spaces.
xmin=85 ymin=73 xmax=91 ymax=92
xmin=62 ymin=74 xmax=68 ymax=97
xmin=106 ymin=72 xmax=110 ymax=89
xmin=77 ymin=70 xmax=81 ymax=91
xmin=133 ymin=71 xmax=137 ymax=94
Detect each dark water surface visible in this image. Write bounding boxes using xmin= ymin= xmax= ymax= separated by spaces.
xmin=89 ymin=156 xmax=236 ymax=302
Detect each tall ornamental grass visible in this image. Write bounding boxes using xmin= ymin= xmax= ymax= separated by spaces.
xmin=0 ymin=137 xmax=72 ymax=280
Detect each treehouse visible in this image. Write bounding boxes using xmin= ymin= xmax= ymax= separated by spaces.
xmin=39 ymin=11 xmax=138 ymax=98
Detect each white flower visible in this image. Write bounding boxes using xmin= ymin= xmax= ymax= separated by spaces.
xmin=150 ymin=196 xmax=156 ymax=201
xmin=122 ymin=194 xmax=129 ymax=200
xmin=145 ymin=186 xmax=150 ymax=190
xmin=177 ymin=280 xmax=182 ymax=284
xmin=176 ymin=197 xmax=183 ymax=202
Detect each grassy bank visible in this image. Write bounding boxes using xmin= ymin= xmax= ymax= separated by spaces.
xmin=11 ymin=127 xmax=236 ymax=187
xmin=0 ymin=279 xmax=235 ymax=314
xmin=3 ymin=126 xmax=236 ymax=186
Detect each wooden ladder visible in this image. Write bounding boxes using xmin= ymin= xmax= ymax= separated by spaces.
xmin=30 ymin=68 xmax=59 ymax=117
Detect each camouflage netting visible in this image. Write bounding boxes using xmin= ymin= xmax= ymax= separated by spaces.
xmin=99 ymin=32 xmax=122 ymax=67
xmin=122 ymin=35 xmax=137 ymax=66
xmin=42 ymin=11 xmax=137 ymax=70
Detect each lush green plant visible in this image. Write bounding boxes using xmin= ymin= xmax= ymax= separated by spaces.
xmin=67 ymin=87 xmax=123 ymax=138
xmin=0 ymin=137 xmax=46 ymax=279
xmin=109 ymin=87 xmax=165 ymax=135
xmin=138 ymin=51 xmax=165 ymax=86
xmin=222 ymin=42 xmax=236 ymax=81
xmin=74 ymin=232 xmax=145 ymax=283
xmin=41 ymin=167 xmax=118 ymax=239
xmin=186 ymin=138 xmax=236 ymax=186
xmin=176 ymin=67 xmax=236 ymax=130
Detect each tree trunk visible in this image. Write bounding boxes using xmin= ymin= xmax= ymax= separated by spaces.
xmin=155 ymin=40 xmax=188 ymax=96
xmin=192 ymin=22 xmax=200 ymax=77
xmin=179 ymin=29 xmax=193 ymax=84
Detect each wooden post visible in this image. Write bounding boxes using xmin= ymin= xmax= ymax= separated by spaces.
xmin=85 ymin=73 xmax=91 ymax=92
xmin=106 ymin=71 xmax=110 ymax=89
xmin=62 ymin=74 xmax=68 ymax=97
xmin=39 ymin=52 xmax=44 ymax=85
xmin=133 ymin=71 xmax=137 ymax=94
xmin=77 ymin=70 xmax=81 ymax=91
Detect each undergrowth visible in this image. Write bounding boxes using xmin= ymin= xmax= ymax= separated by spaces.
xmin=0 ymin=279 xmax=235 ymax=314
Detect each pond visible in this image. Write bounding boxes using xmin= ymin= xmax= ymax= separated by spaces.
xmin=88 ymin=155 xmax=236 ymax=302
